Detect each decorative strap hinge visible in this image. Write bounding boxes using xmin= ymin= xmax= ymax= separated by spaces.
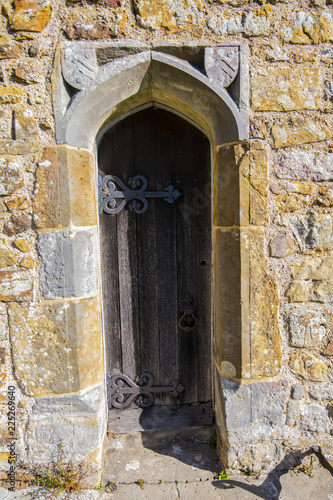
xmin=98 ymin=175 xmax=181 ymax=215
xmin=107 ymin=372 xmax=185 ymax=409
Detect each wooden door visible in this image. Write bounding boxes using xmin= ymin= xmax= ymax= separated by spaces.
xmin=98 ymin=107 xmax=212 ymax=431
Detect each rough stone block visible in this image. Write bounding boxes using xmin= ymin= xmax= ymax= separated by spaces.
xmin=0 ymin=137 xmax=39 ymax=155
xmin=291 ymin=384 xmax=304 ymax=400
xmin=277 ymin=152 xmax=333 ymax=182
xmin=134 ymin=0 xmax=203 ymax=32
xmin=207 ymin=14 xmax=242 ymax=36
xmin=272 ymin=117 xmax=331 ymax=149
xmin=8 ymin=296 xmax=103 ymax=396
xmin=317 ymin=186 xmax=333 ymax=207
xmin=270 ymin=233 xmax=295 ymax=258
xmin=20 ymin=255 xmax=33 ymax=269
xmin=286 ymin=400 xmax=301 ymax=427
xmin=290 ymin=352 xmax=328 ymax=381
xmin=0 ymin=86 xmax=23 ymax=104
xmin=64 ymin=7 xmax=126 ymax=39
xmin=33 ymin=146 xmax=97 ymax=229
xmin=0 ymin=36 xmax=21 ymax=60
xmin=0 ymin=270 xmax=33 ymax=301
xmin=300 ymin=404 xmax=330 ymax=433
xmin=308 ymin=381 xmax=333 ymax=401
xmin=13 ymin=109 xmax=38 ymax=141
xmin=33 ymin=386 xmax=103 ymax=416
xmin=5 ymin=196 xmax=29 ymax=211
xmin=13 ymin=238 xmax=30 ymax=253
xmin=281 ymin=11 xmax=333 ymax=44
xmin=14 ymin=60 xmax=43 ymax=84
xmin=9 ymin=1 xmax=52 ymax=32
xmin=3 ymin=214 xmax=31 ymax=236
xmin=252 ymin=68 xmax=319 ymax=111
xmin=37 ymin=228 xmax=98 ymax=300
xmin=287 ymin=214 xmax=333 ymax=254
xmin=0 ymin=158 xmax=23 ymax=195
xmin=289 ymin=310 xmax=326 ymax=348
xmin=243 ymin=5 xmax=273 ymax=36
xmin=0 ymin=248 xmax=18 ymax=268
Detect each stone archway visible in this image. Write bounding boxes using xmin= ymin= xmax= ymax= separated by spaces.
xmin=21 ymin=42 xmax=281 ymax=478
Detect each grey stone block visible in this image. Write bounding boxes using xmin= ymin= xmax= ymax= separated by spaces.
xmin=37 ymin=228 xmax=98 ymax=299
xmin=291 ymin=384 xmax=304 ymax=400
xmin=33 ymin=385 xmax=103 ymax=415
xmin=286 ymin=400 xmax=301 ymax=427
xmin=222 ymin=378 xmax=288 ymax=436
xmin=300 ymin=404 xmax=330 ymax=433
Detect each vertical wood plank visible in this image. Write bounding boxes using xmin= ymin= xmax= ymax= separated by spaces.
xmin=194 ymin=129 xmax=212 ymax=402
xmin=175 ymin=115 xmax=198 ymax=404
xmin=113 ymin=116 xmax=140 ymax=381
xmin=133 ymin=108 xmax=160 ymax=383
xmin=154 ymin=109 xmax=179 ymax=405
xmin=98 ymin=129 xmax=122 ymax=376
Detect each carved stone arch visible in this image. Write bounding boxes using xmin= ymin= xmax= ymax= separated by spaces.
xmin=42 ymin=42 xmax=281 ymax=474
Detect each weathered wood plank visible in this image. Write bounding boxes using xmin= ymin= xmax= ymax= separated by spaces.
xmin=155 ymin=109 xmax=179 ymax=405
xmin=98 ymin=128 xmax=122 ymax=376
xmin=108 ymin=403 xmax=214 ymax=433
xmin=194 ymin=129 xmax=212 ymax=402
xmin=175 ymin=115 xmax=198 ymax=404
xmin=113 ymin=116 xmax=140 ymax=381
xmin=133 ymin=108 xmax=160 ymax=381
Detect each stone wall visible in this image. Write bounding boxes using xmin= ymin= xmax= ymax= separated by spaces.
xmin=0 ymin=0 xmax=332 ymax=484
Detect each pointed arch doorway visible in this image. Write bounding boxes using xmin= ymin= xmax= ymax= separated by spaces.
xmin=98 ymin=105 xmax=213 ymax=432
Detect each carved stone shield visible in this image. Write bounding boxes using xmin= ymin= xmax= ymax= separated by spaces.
xmin=204 ymin=46 xmax=239 ymax=88
xmin=61 ymin=46 xmax=98 ymax=91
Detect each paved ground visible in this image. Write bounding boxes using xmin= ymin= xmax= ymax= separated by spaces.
xmin=1 ymin=426 xmax=333 ymax=499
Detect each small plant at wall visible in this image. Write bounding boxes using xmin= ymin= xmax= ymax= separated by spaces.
xmin=24 ymin=441 xmax=89 ymax=497
xmin=217 ymin=470 xmax=229 ymax=480
xmin=137 ymin=478 xmax=146 ymax=489
xmin=207 ymin=428 xmax=217 ymax=447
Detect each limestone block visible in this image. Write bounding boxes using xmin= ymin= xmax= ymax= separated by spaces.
xmin=37 ymin=228 xmax=98 ymax=300
xmin=281 ymin=11 xmax=333 ymax=44
xmin=215 ymin=227 xmax=281 ymax=380
xmin=0 ymin=36 xmax=21 ymax=60
xmin=13 ymin=239 xmax=30 ymax=253
xmin=0 ymin=137 xmax=39 ymax=155
xmin=277 ymin=152 xmax=333 ymax=182
xmin=286 ymin=281 xmax=311 ymax=302
xmin=292 ymin=257 xmax=333 ymax=280
xmin=290 ymin=352 xmax=328 ymax=381
xmin=134 ymin=0 xmax=203 ymax=32
xmin=252 ymin=68 xmax=319 ymax=111
xmin=0 ymin=86 xmax=23 ymax=104
xmin=0 ymin=158 xmax=23 ymax=195
xmin=3 ymin=214 xmax=31 ymax=236
xmin=247 ymin=147 xmax=268 ymax=226
xmin=289 ymin=310 xmax=326 ymax=348
xmin=14 ymin=61 xmax=43 ymax=84
xmin=9 ymin=0 xmax=52 ymax=32
xmin=0 ymin=249 xmax=18 ymax=268
xmin=322 ymin=49 xmax=333 ymax=63
xmin=64 ymin=7 xmax=126 ymax=39
xmin=286 ymin=400 xmax=301 ymax=427
xmin=300 ymin=404 xmax=330 ymax=433
xmin=269 ymin=233 xmax=295 ymax=258
xmin=288 ymin=214 xmax=333 ymax=254
xmin=247 ymin=228 xmax=281 ymax=378
xmin=0 ymin=270 xmax=33 ymax=301
xmin=222 ymin=378 xmax=288 ymax=442
xmin=272 ymin=117 xmax=331 ymax=149
xmin=33 ymin=146 xmax=97 ymax=229
xmin=243 ymin=5 xmax=273 ymax=36
xmin=275 ymin=194 xmax=309 ymax=213
xmin=8 ymin=296 xmax=103 ymax=396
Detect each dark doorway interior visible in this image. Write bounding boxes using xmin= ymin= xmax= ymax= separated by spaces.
xmin=98 ymin=106 xmax=212 ymax=431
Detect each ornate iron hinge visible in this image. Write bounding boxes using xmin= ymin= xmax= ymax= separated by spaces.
xmin=107 ymin=372 xmax=185 ymax=409
xmin=98 ymin=175 xmax=181 ymax=215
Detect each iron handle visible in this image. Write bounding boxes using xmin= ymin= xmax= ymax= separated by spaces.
xmin=178 ymin=294 xmax=197 ymax=332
